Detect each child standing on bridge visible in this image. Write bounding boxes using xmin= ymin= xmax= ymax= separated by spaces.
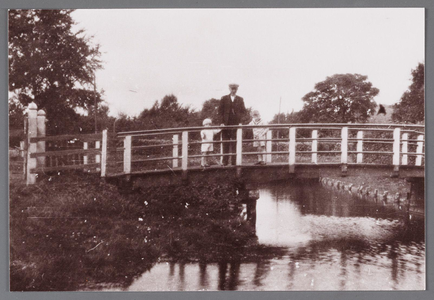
xmin=249 ymin=110 xmax=268 ymax=165
xmin=201 ymin=118 xmax=222 ymax=167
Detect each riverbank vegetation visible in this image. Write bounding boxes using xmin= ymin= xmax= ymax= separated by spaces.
xmin=10 ymin=173 xmax=262 ymax=291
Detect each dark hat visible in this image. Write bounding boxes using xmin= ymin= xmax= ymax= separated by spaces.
xmin=229 ymin=83 xmax=239 ymax=88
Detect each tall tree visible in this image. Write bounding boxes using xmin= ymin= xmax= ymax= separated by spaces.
xmin=299 ymin=74 xmax=379 ymax=123
xmin=392 ymin=63 xmax=424 ymax=124
xmin=9 ymin=9 xmax=103 ymax=134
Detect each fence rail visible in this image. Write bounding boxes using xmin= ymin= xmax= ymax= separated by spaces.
xmin=21 ymin=102 xmax=425 ymax=185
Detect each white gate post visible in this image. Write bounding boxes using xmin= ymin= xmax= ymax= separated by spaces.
xmin=289 ymin=127 xmax=296 ymax=173
xmin=356 ymin=131 xmax=363 ymax=163
xmin=172 ymin=134 xmax=179 ymax=168
xmin=36 ymin=110 xmax=46 ymax=168
xmin=415 ymin=135 xmax=424 ymax=166
xmin=101 ymin=130 xmax=107 ymax=177
xmin=311 ymin=130 xmax=318 ymax=164
xmin=123 ymin=135 xmax=132 ymax=174
xmin=26 ymin=102 xmax=38 ymax=185
xmin=401 ymin=133 xmax=408 ymax=165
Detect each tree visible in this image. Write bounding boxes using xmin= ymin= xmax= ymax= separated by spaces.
xmin=9 ymin=9 xmax=103 ymax=134
xmin=200 ymin=99 xmax=221 ymax=124
xmin=299 ymin=74 xmax=379 ymax=123
xmin=137 ymin=95 xmax=201 ymax=130
xmin=392 ymin=63 xmax=424 ymax=124
xmin=200 ymin=98 xmax=252 ymax=125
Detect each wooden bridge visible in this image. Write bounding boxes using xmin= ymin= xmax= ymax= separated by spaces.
xmin=21 ymin=103 xmax=425 ymax=188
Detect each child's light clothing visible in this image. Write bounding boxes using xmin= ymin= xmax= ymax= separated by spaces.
xmin=249 ymin=118 xmax=268 ymax=147
xmin=201 ymin=128 xmax=221 ymax=152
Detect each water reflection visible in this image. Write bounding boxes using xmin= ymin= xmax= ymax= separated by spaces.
xmin=121 ymin=181 xmax=425 ymax=291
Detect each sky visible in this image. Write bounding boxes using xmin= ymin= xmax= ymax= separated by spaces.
xmin=71 ymin=8 xmax=424 ymax=122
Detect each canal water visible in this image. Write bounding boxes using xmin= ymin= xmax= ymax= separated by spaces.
xmin=110 ymin=181 xmax=425 ymax=291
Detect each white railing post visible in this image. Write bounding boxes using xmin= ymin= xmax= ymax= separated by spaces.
xmin=36 ymin=109 xmax=46 ymax=168
xmin=356 ymin=131 xmax=363 ymax=164
xmin=311 ymin=130 xmax=318 ymax=164
xmin=266 ymin=130 xmax=272 ymax=163
xmin=83 ymin=142 xmax=88 ymax=165
xmin=341 ymin=127 xmax=348 ymax=164
xmin=182 ymin=131 xmax=189 ymax=176
xmin=289 ymin=127 xmax=296 ymax=173
xmin=415 ymin=135 xmax=424 ymax=166
xmin=393 ymin=128 xmax=401 ymax=175
xmin=236 ymin=127 xmax=243 ymax=166
xmin=401 ymin=133 xmax=408 ymax=166
xmin=172 ymin=134 xmax=179 ymax=168
xmin=95 ymin=140 xmax=101 ymax=164
xmin=123 ymin=135 xmax=132 ymax=174
xmin=101 ymin=130 xmax=107 ymax=177
xmin=341 ymin=127 xmax=348 ymax=175
xmin=220 ymin=134 xmax=223 ymax=165
xmin=26 ymin=102 xmax=38 ymax=185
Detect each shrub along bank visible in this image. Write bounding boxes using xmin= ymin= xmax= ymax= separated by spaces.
xmin=9 ymin=173 xmax=258 ymax=291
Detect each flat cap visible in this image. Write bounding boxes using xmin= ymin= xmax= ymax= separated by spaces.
xmin=228 ymin=83 xmax=239 ymax=88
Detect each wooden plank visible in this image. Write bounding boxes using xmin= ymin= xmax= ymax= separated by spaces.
xmin=401 ymin=133 xmax=408 ymax=165
xmin=341 ymin=127 xmax=348 ymax=164
xmin=172 ymin=134 xmax=179 ymax=168
xmin=182 ymin=131 xmax=188 ymax=171
xmin=31 ymin=163 xmax=100 ymax=173
xmin=236 ymin=128 xmax=243 ymax=166
xmin=393 ymin=128 xmax=401 ymax=166
xmin=123 ymin=135 xmax=132 ymax=174
xmin=289 ymin=127 xmax=296 ymax=173
xmin=83 ymin=142 xmax=88 ymax=165
xmin=356 ymin=131 xmax=363 ymax=163
xmin=266 ymin=130 xmax=272 ymax=163
xmin=30 ymin=148 xmax=100 ymax=158
xmin=101 ymin=130 xmax=108 ymax=177
xmin=415 ymin=135 xmax=424 ymax=166
xmin=95 ymin=141 xmax=101 ymax=164
xmin=30 ymin=133 xmax=102 ymax=143
xmin=311 ymin=130 xmax=318 ymax=164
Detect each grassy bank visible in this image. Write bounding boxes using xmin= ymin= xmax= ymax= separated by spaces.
xmin=9 ymin=173 xmax=258 ymax=291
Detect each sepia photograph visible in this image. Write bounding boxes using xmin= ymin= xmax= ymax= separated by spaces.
xmin=8 ymin=7 xmax=425 ymax=292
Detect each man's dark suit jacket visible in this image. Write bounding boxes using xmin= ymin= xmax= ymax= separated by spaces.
xmin=219 ymin=95 xmax=246 ymax=125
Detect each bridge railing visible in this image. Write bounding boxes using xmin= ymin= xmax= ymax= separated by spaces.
xmin=112 ymin=123 xmax=424 ymax=177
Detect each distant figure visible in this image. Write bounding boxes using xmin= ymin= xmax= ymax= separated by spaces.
xmin=219 ymin=83 xmax=247 ymax=166
xmin=200 ymin=118 xmax=221 ymax=167
xmin=249 ymin=110 xmax=268 ymax=165
xmin=377 ymin=104 xmax=386 ymax=115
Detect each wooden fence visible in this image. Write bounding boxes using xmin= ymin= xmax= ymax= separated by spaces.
xmin=21 ymin=102 xmax=425 ymax=184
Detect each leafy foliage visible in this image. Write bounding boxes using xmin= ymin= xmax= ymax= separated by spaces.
xmin=9 ymin=173 xmax=256 ymax=291
xmin=392 ymin=63 xmax=424 ymax=123
xmin=9 ymin=9 xmax=103 ymax=134
xmin=299 ymin=74 xmax=379 ymax=123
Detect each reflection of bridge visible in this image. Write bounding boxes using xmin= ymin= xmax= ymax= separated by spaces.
xmin=23 ymin=103 xmax=424 ymax=187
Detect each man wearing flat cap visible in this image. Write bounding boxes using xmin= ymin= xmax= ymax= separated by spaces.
xmin=219 ymin=83 xmax=247 ymax=166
